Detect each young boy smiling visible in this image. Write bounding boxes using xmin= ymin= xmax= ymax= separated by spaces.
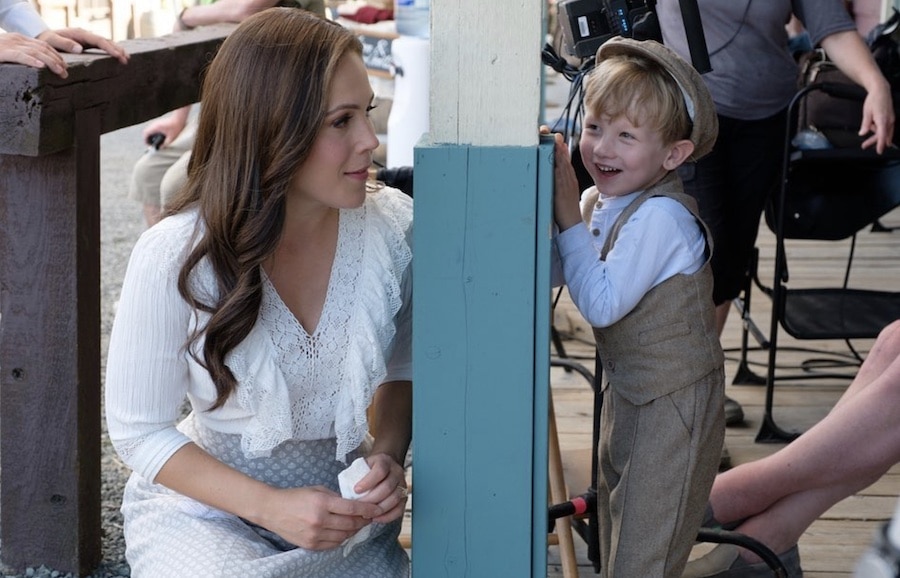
xmin=549 ymin=37 xmax=725 ymax=577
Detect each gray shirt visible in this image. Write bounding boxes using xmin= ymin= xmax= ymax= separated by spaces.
xmin=657 ymin=0 xmax=855 ymax=120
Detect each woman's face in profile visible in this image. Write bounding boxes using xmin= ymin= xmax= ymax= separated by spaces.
xmin=290 ymin=52 xmax=380 ymax=210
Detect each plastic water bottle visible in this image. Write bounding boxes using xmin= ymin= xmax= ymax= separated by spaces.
xmin=386 ymin=35 xmax=430 ymax=167
xmin=394 ymin=0 xmax=430 ymax=38
xmin=791 ymin=127 xmax=832 ymax=150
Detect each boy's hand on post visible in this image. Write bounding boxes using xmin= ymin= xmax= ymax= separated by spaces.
xmin=540 ymin=126 xmax=584 ymax=231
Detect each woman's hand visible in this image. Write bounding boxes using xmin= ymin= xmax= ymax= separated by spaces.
xmin=351 ymin=452 xmax=409 ymax=525
xmin=255 ymin=485 xmax=383 ymax=551
xmin=256 ymin=452 xmax=411 ymax=551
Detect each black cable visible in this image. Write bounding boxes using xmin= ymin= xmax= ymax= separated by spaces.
xmin=542 ymin=42 xmax=592 ymax=83
xmin=722 ymin=344 xmax=866 ymax=379
xmin=696 ymin=528 xmax=789 ymax=577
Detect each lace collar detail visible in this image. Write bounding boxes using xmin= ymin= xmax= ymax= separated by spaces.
xmin=223 ymin=190 xmax=412 ymax=462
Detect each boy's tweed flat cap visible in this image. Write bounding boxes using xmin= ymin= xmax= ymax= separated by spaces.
xmin=596 ymin=36 xmax=719 ymax=160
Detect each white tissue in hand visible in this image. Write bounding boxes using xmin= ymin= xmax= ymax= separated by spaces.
xmin=337 ymin=457 xmax=373 ymax=556
xmin=338 ymin=457 xmax=372 ymax=500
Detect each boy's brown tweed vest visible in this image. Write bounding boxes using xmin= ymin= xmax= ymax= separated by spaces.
xmin=581 ymin=172 xmax=724 ymax=404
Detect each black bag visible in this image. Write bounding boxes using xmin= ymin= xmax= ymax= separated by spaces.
xmin=796 ymin=9 xmax=900 ymax=148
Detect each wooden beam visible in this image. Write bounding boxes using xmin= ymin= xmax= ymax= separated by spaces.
xmin=0 ymin=24 xmax=232 ymax=574
xmin=412 ymin=0 xmax=550 ymax=571
xmin=0 ymin=24 xmax=234 ymax=157
xmin=0 ymin=108 xmax=102 ymax=574
xmin=412 ymin=142 xmax=553 ymax=576
xmin=430 ymin=0 xmax=543 ymax=146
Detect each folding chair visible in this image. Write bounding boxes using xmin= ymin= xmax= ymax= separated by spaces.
xmin=735 ymin=81 xmax=900 ymax=443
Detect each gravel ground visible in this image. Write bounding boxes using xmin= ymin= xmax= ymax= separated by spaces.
xmin=1 ymin=122 xmax=149 ymax=578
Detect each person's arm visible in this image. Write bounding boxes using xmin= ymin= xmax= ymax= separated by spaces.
xmin=155 ymin=441 xmax=383 ymax=550
xmin=142 ymin=105 xmax=192 ymax=148
xmin=348 ymin=230 xmax=412 ymax=524
xmin=162 ymin=0 xmax=282 ymax=136
xmin=177 ymin=0 xmax=282 ymax=29
xmin=820 ymin=29 xmax=895 ymax=153
xmin=545 ymin=129 xmax=654 ymax=326
xmin=558 ymin=198 xmax=705 ymax=328
xmin=368 ymin=382 xmax=412 ymax=467
xmin=137 ymin=8 xmax=209 ymax=146
xmin=0 ymin=0 xmax=127 ymax=77
xmin=356 ymin=380 xmax=412 ymax=524
xmin=542 ymin=129 xmax=583 ymax=288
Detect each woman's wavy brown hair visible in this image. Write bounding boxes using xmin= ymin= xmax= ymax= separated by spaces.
xmin=166 ymin=8 xmax=362 ymax=410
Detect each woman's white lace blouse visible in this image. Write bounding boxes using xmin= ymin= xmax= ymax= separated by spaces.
xmin=105 ymin=189 xmax=413 ymax=483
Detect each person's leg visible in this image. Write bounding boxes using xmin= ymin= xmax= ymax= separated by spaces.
xmin=679 ymin=112 xmax=785 ymax=430
xmin=160 ymin=150 xmax=192 ymax=210
xmin=600 ymin=375 xmax=724 ymax=577
xmin=678 ymin=148 xmax=744 ymax=431
xmin=680 ymin=111 xmax=786 ymax=326
xmin=834 ymin=319 xmax=900 ymax=407
xmin=128 ymin=120 xmax=196 ymax=227
xmin=713 ymin=111 xmax=785 ymax=310
xmin=596 ymin=394 xmax=615 ymax=578
xmin=707 ymin=320 xmax=900 ymax=560
xmin=158 ymin=120 xmax=197 ymax=212
xmin=129 ymin=147 xmax=179 ymax=226
xmin=713 ymin=302 xmax=730 ymax=335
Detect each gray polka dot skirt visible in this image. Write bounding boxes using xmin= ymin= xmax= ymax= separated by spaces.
xmin=120 ymin=422 xmax=409 ymax=578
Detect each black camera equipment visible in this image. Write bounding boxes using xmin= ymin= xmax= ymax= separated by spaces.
xmin=555 ymin=0 xmax=710 ymax=73
xmin=557 ymin=0 xmax=655 ymax=58
xmin=543 ymin=0 xmax=711 ymax=192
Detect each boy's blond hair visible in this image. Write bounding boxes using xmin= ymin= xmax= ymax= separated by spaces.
xmin=583 ymin=53 xmax=692 ymax=146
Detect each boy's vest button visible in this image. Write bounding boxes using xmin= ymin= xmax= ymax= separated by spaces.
xmin=592 ymin=228 xmax=601 ymax=236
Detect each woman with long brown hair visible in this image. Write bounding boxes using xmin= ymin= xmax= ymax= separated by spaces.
xmin=105 ymin=9 xmax=412 ymax=576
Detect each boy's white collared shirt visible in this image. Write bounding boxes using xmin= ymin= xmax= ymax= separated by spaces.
xmin=553 ymin=186 xmax=706 ymax=328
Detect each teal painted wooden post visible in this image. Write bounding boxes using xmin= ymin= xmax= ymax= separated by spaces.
xmin=412 ymin=138 xmax=555 ymax=576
